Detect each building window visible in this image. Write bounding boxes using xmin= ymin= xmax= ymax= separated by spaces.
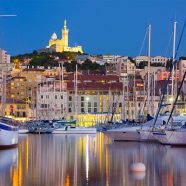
xmin=55 ymin=95 xmax=57 ymax=99
xmin=119 ymin=103 xmax=122 ymax=107
xmin=94 ymin=102 xmax=97 ymax=107
xmin=61 ymin=95 xmax=63 ymax=99
xmin=17 ymin=112 xmax=20 ymax=117
xmin=69 ymin=96 xmax=72 ymax=101
xmin=88 ymin=102 xmax=91 ymax=107
xmin=81 ymin=102 xmax=84 ymax=107
xmin=81 ymin=108 xmax=85 ymax=113
xmin=68 ymin=108 xmax=72 ymax=113
xmin=88 ymin=108 xmax=91 ymax=113
xmin=41 ymin=95 xmax=43 ymax=99
xmin=94 ymin=108 xmax=97 ymax=113
xmin=23 ymin=112 xmax=26 ymax=117
xmin=81 ymin=96 xmax=84 ymax=101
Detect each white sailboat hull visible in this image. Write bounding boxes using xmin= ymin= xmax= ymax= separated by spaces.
xmin=52 ymin=127 xmax=97 ymax=134
xmin=106 ymin=127 xmax=141 ymax=141
xmin=162 ymin=130 xmax=186 ymax=145
xmin=0 ymin=123 xmax=18 ymax=147
xmin=140 ymin=130 xmax=166 ymax=143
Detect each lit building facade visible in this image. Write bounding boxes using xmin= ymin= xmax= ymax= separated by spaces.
xmin=48 ymin=20 xmax=83 ymax=53
xmin=36 ymin=80 xmax=67 ymax=120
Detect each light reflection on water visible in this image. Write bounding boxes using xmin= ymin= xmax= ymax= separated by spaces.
xmin=1 ymin=133 xmax=186 ymax=185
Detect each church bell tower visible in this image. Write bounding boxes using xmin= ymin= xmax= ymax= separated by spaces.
xmin=62 ymin=20 xmax=69 ymax=47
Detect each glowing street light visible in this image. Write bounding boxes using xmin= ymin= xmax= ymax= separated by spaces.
xmin=169 ymin=97 xmax=174 ymax=103
xmin=86 ymin=96 xmax=90 ymax=101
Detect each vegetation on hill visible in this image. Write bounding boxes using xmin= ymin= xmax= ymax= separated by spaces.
xmin=11 ymin=51 xmax=106 ymax=73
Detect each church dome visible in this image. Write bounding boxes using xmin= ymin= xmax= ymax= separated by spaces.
xmin=51 ymin=32 xmax=57 ymax=40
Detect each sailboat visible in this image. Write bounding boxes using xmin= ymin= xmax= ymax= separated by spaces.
xmin=140 ymin=21 xmax=186 ymax=144
xmin=106 ymin=24 xmax=154 ymax=141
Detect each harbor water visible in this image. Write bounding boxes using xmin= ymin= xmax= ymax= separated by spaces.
xmin=1 ymin=133 xmax=186 ymax=186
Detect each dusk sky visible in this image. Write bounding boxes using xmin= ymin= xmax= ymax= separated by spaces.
xmin=0 ymin=0 xmax=186 ymax=57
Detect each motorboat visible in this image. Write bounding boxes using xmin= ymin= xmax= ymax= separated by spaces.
xmin=0 ymin=117 xmax=18 ymax=148
xmin=18 ymin=128 xmax=29 ymax=134
xmin=27 ymin=120 xmax=55 ymax=134
xmin=52 ymin=125 xmax=97 ymax=134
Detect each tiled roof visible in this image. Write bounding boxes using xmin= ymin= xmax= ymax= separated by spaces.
xmin=67 ymin=74 xmax=120 ymax=81
xmin=67 ymin=82 xmax=123 ymax=91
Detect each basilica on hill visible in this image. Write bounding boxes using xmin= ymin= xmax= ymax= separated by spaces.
xmin=48 ymin=20 xmax=83 ymax=53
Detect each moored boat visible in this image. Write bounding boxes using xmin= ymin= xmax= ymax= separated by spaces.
xmin=52 ymin=125 xmax=97 ymax=134
xmin=0 ymin=117 xmax=18 ymax=148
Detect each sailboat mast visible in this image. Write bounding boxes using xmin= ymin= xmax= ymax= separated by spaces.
xmin=1 ymin=70 xmax=6 ymax=117
xmin=75 ymin=65 xmax=78 ymax=119
xmin=171 ymin=21 xmax=177 ymax=107
xmin=61 ymin=62 xmax=64 ymax=117
xmin=122 ymin=77 xmax=126 ymax=120
xmin=147 ymin=24 xmax=151 ymax=115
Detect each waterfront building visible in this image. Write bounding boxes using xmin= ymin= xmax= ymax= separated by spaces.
xmin=178 ymin=58 xmax=186 ymax=81
xmin=151 ymin=56 xmax=169 ymax=65
xmin=36 ymin=74 xmax=123 ymax=125
xmin=0 ymin=49 xmax=12 ymax=117
xmin=0 ymin=49 xmax=10 ymax=64
xmin=36 ymin=80 xmax=67 ymax=120
xmin=67 ymin=74 xmax=123 ymax=125
xmin=134 ymin=56 xmax=149 ymax=65
xmin=156 ymin=70 xmax=179 ymax=81
xmin=106 ymin=56 xmax=135 ymax=76
xmin=134 ymin=55 xmax=169 ymax=65
xmin=75 ymin=54 xmax=91 ymax=64
xmin=2 ymin=99 xmax=28 ymax=121
xmin=6 ymin=68 xmax=46 ymax=119
xmin=102 ymin=55 xmax=121 ymax=63
xmin=48 ymin=20 xmax=83 ymax=53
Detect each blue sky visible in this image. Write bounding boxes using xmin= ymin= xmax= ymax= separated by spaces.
xmin=0 ymin=0 xmax=186 ymax=57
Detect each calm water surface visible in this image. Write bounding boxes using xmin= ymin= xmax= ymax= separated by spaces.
xmin=1 ymin=133 xmax=186 ymax=186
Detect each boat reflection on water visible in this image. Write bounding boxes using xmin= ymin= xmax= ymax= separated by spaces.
xmin=1 ymin=133 xmax=186 ymax=185
xmin=0 ymin=148 xmax=18 ymax=186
